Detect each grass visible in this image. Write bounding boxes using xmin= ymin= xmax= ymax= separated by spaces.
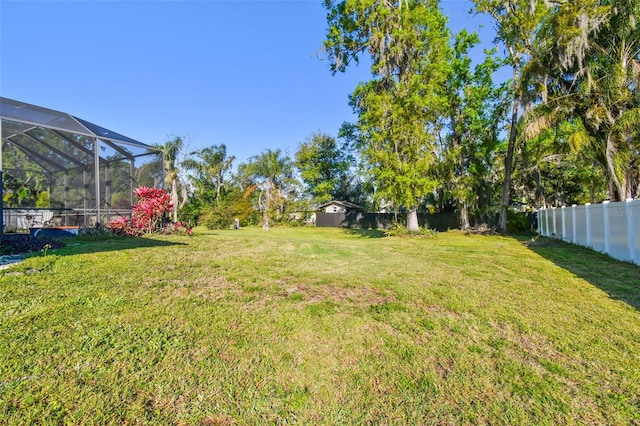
xmin=1 ymin=227 xmax=639 ymax=424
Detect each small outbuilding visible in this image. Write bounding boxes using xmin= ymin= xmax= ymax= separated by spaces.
xmin=316 ymin=200 xmax=364 ymax=214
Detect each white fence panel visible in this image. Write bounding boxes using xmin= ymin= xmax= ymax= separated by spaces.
xmin=632 ymin=200 xmax=640 ymax=263
xmin=553 ymin=208 xmax=562 ymax=237
xmin=539 ymin=209 xmax=549 ymax=236
xmin=608 ymin=202 xmax=630 ymax=261
xmin=574 ymin=205 xmax=588 ymax=246
xmin=589 ymin=203 xmax=606 ymax=253
xmin=563 ymin=206 xmax=573 ymax=242
xmin=538 ymin=200 xmax=639 ymax=266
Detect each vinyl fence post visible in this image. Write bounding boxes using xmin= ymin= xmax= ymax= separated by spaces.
xmin=552 ymin=207 xmax=557 ymax=236
xmin=561 ymin=206 xmax=567 ymax=240
xmin=544 ymin=208 xmax=550 ymax=236
xmin=603 ymin=201 xmax=610 ymax=255
xmin=626 ymin=199 xmax=636 ymax=264
xmin=585 ymin=203 xmax=591 ymax=248
xmin=572 ymin=204 xmax=577 ymax=244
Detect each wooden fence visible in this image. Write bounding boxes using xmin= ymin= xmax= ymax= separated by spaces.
xmin=315 ymin=212 xmax=459 ymax=232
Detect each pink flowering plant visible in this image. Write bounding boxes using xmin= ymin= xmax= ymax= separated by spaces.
xmin=172 ymin=221 xmax=193 ymax=235
xmin=107 ymin=187 xmax=192 ymax=236
xmin=131 ymin=186 xmax=172 ymax=232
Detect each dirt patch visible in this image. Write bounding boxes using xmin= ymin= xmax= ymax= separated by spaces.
xmin=155 ymin=274 xmax=396 ymax=308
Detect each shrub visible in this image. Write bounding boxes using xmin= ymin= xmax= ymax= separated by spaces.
xmin=131 ymin=186 xmax=173 ymax=232
xmin=507 ymin=210 xmax=535 ymax=234
xmin=199 ymin=194 xmax=259 ymax=230
xmin=200 ymin=204 xmax=234 ymax=230
xmin=107 ymin=187 xmax=192 ymax=236
xmin=384 ymin=223 xmax=437 ymax=238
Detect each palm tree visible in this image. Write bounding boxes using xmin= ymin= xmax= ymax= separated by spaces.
xmin=522 ymin=0 xmax=640 ymax=200
xmin=182 ymin=144 xmax=235 ymax=205
xmin=158 ymin=136 xmax=184 ymax=222
xmin=239 ymin=149 xmax=294 ymax=224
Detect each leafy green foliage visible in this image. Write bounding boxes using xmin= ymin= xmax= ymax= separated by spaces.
xmin=437 ymin=29 xmax=509 ymax=228
xmin=182 ymin=144 xmax=235 ymax=206
xmin=471 ymin=0 xmax=550 ymax=231
xmin=294 ymin=132 xmax=352 ymax=204
xmin=383 ymin=223 xmax=438 ymax=238
xmin=522 ymin=0 xmax=640 ymax=200
xmin=238 ymin=149 xmax=297 ymax=224
xmin=324 ymin=0 xmax=450 ymax=229
xmin=506 ymin=210 xmax=534 ymax=234
xmin=199 ymin=189 xmax=258 ymax=229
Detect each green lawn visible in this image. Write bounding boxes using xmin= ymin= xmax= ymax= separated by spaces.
xmin=1 ymin=227 xmax=639 ymax=424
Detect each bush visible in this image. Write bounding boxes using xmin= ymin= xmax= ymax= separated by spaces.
xmin=384 ymin=223 xmax=437 ymax=238
xmin=131 ymin=186 xmax=172 ymax=232
xmin=107 ymin=187 xmax=192 ymax=236
xmin=200 ymin=204 xmax=235 ymax=230
xmin=507 ymin=209 xmax=535 ymax=234
xmin=199 ymin=194 xmax=259 ymax=230
xmin=178 ymin=199 xmax=202 ymax=227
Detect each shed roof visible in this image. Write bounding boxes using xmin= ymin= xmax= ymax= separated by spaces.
xmin=317 ymin=200 xmax=364 ymax=210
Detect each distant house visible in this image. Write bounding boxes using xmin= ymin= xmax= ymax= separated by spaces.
xmin=316 ymin=200 xmax=364 ymax=214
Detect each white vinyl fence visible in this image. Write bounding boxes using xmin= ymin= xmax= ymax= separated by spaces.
xmin=538 ymin=199 xmax=640 ymax=266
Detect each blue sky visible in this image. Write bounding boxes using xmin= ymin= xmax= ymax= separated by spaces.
xmin=1 ymin=0 xmax=497 ymax=165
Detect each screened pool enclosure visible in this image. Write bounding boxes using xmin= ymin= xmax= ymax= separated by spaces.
xmin=0 ymin=97 xmax=164 ymax=236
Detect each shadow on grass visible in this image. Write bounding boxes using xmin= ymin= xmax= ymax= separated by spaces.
xmin=3 ymin=234 xmax=187 ymax=258
xmin=342 ymin=228 xmax=387 ymax=238
xmin=523 ymin=236 xmax=640 ymax=311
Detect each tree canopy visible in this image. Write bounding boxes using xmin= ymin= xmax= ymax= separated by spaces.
xmin=153 ymin=0 xmax=639 ymax=232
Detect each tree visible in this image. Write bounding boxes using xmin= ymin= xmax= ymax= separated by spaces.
xmin=157 ymin=136 xmax=185 ymax=222
xmin=238 ymin=149 xmax=296 ymax=224
xmin=439 ymin=30 xmax=509 ymax=228
xmin=515 ymin=119 xmax=607 ymax=207
xmin=472 ymin=0 xmax=549 ymax=231
xmin=522 ymin=0 xmax=639 ymax=200
xmin=324 ymin=0 xmax=450 ymax=231
xmin=294 ymin=132 xmax=351 ymax=204
xmin=182 ymin=144 xmax=235 ymax=205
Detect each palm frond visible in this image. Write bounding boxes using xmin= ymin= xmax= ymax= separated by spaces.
xmin=567 ymin=130 xmax=592 ymax=153
xmin=612 ymin=107 xmax=640 ymax=137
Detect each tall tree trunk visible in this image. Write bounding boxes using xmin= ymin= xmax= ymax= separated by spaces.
xmin=498 ymin=95 xmax=520 ymax=233
xmin=216 ymin=175 xmax=222 ymax=204
xmin=460 ymin=202 xmax=470 ymax=230
xmin=407 ymin=208 xmax=419 ymax=232
xmin=605 ymin=134 xmax=623 ymax=201
xmin=608 ymin=179 xmax=617 ymax=202
xmin=171 ymin=176 xmax=178 ymax=223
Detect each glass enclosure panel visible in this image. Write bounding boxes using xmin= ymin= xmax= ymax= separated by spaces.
xmin=134 ymin=154 xmax=164 ymax=189
xmin=1 ymin=97 xmax=91 ymax=135
xmin=26 ymin=127 xmax=95 ymax=166
xmin=2 ymin=97 xmax=163 ymax=229
xmin=75 ymin=116 xmax=147 ymax=146
xmin=2 ymin=119 xmax=36 ymax=137
xmin=10 ymin=134 xmax=73 ymax=171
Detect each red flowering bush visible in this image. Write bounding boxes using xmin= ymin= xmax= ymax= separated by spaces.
xmin=131 ymin=186 xmax=173 ymax=233
xmin=107 ymin=187 xmax=192 ymax=236
xmin=107 ymin=216 xmax=136 ymax=236
xmin=172 ymin=221 xmax=193 ymax=235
